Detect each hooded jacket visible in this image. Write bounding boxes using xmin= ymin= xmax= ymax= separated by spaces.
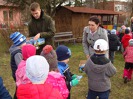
xmin=28 ymin=10 xmax=55 ymax=54
xmin=108 ymin=34 xmax=121 ymax=51
xmin=46 ymin=71 xmax=69 ymax=99
xmin=9 ymin=45 xmax=22 ymax=81
xmin=123 ymin=46 xmax=133 ymax=63
xmin=15 ymin=44 xmax=36 ymax=86
xmin=0 ymin=77 xmax=12 ymax=99
xmin=17 ymin=83 xmax=63 ymax=99
xmin=121 ymin=34 xmax=132 ymax=49
xmin=84 ymin=54 xmax=116 ymax=92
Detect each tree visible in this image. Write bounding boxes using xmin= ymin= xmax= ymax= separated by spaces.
xmin=4 ymin=0 xmax=69 ymax=17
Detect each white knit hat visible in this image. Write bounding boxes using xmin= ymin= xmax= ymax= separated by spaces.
xmin=94 ymin=39 xmax=109 ymax=51
xmin=26 ymin=55 xmax=49 ymax=83
xmin=111 ymin=29 xmax=116 ymax=34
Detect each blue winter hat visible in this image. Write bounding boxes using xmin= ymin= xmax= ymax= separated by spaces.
xmin=111 ymin=29 xmax=116 ymax=34
xmin=10 ymin=32 xmax=26 ymax=46
xmin=125 ymin=28 xmax=130 ymax=34
xmin=56 ymin=45 xmax=71 ymax=61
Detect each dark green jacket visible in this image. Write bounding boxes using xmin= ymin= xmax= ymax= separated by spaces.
xmin=28 ymin=10 xmax=55 ymax=54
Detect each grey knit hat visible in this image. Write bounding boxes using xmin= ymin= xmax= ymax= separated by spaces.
xmin=40 ymin=45 xmax=58 ymax=71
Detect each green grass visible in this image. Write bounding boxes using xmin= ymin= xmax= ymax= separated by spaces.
xmin=1 ymin=43 xmax=133 ymax=99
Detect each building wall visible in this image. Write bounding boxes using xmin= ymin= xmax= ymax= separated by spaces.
xmin=54 ymin=8 xmax=72 ymax=32
xmin=0 ymin=6 xmax=21 ymax=28
xmin=72 ymin=13 xmax=90 ymax=38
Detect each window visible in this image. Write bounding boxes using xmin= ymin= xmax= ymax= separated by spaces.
xmin=3 ymin=11 xmax=8 ymax=21
xmin=9 ymin=10 xmax=13 ymax=21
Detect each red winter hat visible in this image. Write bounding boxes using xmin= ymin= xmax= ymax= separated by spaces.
xmin=43 ymin=45 xmax=53 ymax=54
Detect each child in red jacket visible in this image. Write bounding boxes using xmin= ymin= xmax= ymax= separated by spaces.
xmin=121 ymin=28 xmax=132 ymax=50
xmin=123 ymin=39 xmax=133 ymax=83
xmin=17 ymin=55 xmax=63 ymax=99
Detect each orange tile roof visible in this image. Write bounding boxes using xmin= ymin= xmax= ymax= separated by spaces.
xmin=64 ymin=6 xmax=120 ymax=15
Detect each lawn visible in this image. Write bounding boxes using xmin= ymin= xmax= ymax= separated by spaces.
xmin=1 ymin=43 xmax=133 ymax=99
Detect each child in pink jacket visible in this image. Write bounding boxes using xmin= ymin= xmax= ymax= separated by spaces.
xmin=123 ymin=39 xmax=133 ymax=83
xmin=15 ymin=44 xmax=36 ymax=86
xmin=40 ymin=45 xmax=69 ymax=99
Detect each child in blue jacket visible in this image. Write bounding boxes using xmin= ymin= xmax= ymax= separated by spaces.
xmin=56 ymin=45 xmax=79 ymax=99
xmin=0 ymin=77 xmax=12 ymax=99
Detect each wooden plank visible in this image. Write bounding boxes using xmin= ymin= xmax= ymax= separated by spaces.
xmin=55 ymin=31 xmax=72 ymax=35
xmin=54 ymin=34 xmax=73 ymax=38
xmin=55 ymin=38 xmax=76 ymax=42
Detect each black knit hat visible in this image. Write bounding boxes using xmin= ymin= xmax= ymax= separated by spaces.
xmin=125 ymin=28 xmax=130 ymax=34
xmin=56 ymin=45 xmax=71 ymax=61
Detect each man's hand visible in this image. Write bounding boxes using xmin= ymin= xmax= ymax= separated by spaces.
xmin=34 ymin=33 xmax=40 ymax=40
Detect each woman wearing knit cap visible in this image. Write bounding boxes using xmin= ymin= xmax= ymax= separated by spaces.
xmin=40 ymin=45 xmax=69 ymax=99
xmin=15 ymin=44 xmax=36 ymax=86
xmin=123 ymin=39 xmax=133 ymax=83
xmin=17 ymin=55 xmax=63 ymax=99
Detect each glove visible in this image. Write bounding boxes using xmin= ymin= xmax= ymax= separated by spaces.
xmin=70 ymin=78 xmax=79 ymax=86
xmin=79 ymin=65 xmax=85 ymax=73
xmin=72 ymin=74 xmax=77 ymax=80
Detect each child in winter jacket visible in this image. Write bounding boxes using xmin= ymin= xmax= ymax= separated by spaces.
xmin=40 ymin=45 xmax=69 ymax=99
xmin=9 ymin=32 xmax=27 ymax=99
xmin=56 ymin=45 xmax=79 ymax=99
xmin=84 ymin=39 xmax=116 ymax=99
xmin=123 ymin=39 xmax=133 ymax=83
xmin=15 ymin=44 xmax=36 ymax=86
xmin=0 ymin=77 xmax=12 ymax=99
xmin=108 ymin=29 xmax=121 ymax=63
xmin=121 ymin=28 xmax=132 ymax=50
xmin=17 ymin=55 xmax=63 ymax=99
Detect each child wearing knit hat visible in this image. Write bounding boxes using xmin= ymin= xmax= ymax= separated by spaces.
xmin=108 ymin=29 xmax=121 ymax=63
xmin=40 ymin=45 xmax=58 ymax=71
xmin=84 ymin=39 xmax=116 ymax=99
xmin=40 ymin=45 xmax=69 ymax=99
xmin=56 ymin=45 xmax=79 ymax=99
xmin=9 ymin=32 xmax=27 ymax=99
xmin=123 ymin=39 xmax=133 ymax=83
xmin=121 ymin=28 xmax=132 ymax=50
xmin=15 ymin=44 xmax=36 ymax=86
xmin=17 ymin=55 xmax=63 ymax=99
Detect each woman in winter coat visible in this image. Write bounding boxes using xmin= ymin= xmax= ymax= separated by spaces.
xmin=82 ymin=16 xmax=108 ymax=59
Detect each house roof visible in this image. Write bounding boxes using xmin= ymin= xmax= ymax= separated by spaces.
xmin=63 ymin=6 xmax=120 ymax=15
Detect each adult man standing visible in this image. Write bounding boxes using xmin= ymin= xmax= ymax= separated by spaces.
xmin=28 ymin=2 xmax=56 ymax=54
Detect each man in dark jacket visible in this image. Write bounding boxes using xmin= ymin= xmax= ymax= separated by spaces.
xmin=0 ymin=77 xmax=12 ymax=99
xmin=28 ymin=2 xmax=56 ymax=54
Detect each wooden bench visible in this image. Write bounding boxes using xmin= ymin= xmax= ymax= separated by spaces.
xmin=54 ymin=31 xmax=77 ymax=45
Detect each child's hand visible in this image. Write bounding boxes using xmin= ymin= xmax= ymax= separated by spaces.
xmin=70 ymin=78 xmax=79 ymax=86
xmin=79 ymin=65 xmax=85 ymax=73
xmin=72 ymin=74 xmax=77 ymax=80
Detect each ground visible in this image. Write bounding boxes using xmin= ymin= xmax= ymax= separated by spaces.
xmin=1 ymin=43 xmax=133 ymax=99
